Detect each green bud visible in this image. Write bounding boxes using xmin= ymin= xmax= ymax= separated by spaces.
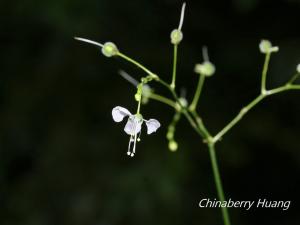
xmin=135 ymin=93 xmax=141 ymax=101
xmin=178 ymin=97 xmax=188 ymax=108
xmin=142 ymin=85 xmax=152 ymax=97
xmin=170 ymin=29 xmax=183 ymax=45
xmin=259 ymin=40 xmax=279 ymax=54
xmin=166 ymin=131 xmax=174 ymax=140
xmin=194 ymin=62 xmax=216 ymax=77
xmin=102 ymin=42 xmax=119 ymax=57
xmin=168 ymin=140 xmax=178 ymax=152
xmin=141 ymin=85 xmax=152 ymax=104
xmin=297 ymin=64 xmax=300 ymax=73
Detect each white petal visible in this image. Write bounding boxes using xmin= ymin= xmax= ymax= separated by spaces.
xmin=112 ymin=106 xmax=131 ymax=122
xmin=74 ymin=37 xmax=104 ymax=48
xmin=124 ymin=116 xmax=142 ymax=135
xmin=145 ymin=119 xmax=161 ymax=134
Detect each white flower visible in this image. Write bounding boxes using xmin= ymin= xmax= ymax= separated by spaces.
xmin=112 ymin=106 xmax=161 ymax=157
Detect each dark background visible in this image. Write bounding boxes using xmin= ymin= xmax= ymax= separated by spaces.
xmin=1 ymin=0 xmax=300 ymax=225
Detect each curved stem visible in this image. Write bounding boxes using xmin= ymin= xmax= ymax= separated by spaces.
xmin=117 ymin=52 xmax=154 ymax=76
xmin=171 ymin=44 xmax=178 ymax=89
xmin=189 ymin=74 xmax=206 ymax=111
xmin=208 ymin=143 xmax=231 ymax=225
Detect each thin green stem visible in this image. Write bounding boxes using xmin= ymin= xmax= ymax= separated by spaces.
xmin=148 ymin=93 xmax=177 ymax=109
xmin=287 ymin=73 xmax=300 ymax=85
xmin=171 ymin=44 xmax=178 ymax=89
xmin=190 ymin=110 xmax=211 ymax=140
xmin=268 ymin=84 xmax=300 ymax=94
xmin=288 ymin=84 xmax=300 ymax=90
xmin=213 ymin=83 xmax=300 ymax=142
xmin=137 ymin=98 xmax=142 ymax=114
xmin=213 ymin=94 xmax=265 ymax=142
xmin=189 ymin=74 xmax=206 ymax=111
xmin=208 ymin=143 xmax=231 ymax=225
xmin=160 ymin=78 xmax=206 ymax=137
xmin=161 ymin=78 xmax=212 ymax=139
xmin=117 ymin=52 xmax=154 ymax=76
xmin=261 ymin=52 xmax=271 ymax=93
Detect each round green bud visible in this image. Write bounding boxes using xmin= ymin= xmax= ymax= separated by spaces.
xmin=170 ymin=29 xmax=183 ymax=45
xmin=142 ymin=85 xmax=152 ymax=98
xmin=178 ymin=97 xmax=188 ymax=108
xmin=135 ymin=93 xmax=141 ymax=101
xmin=141 ymin=85 xmax=152 ymax=104
xmin=297 ymin=64 xmax=300 ymax=73
xmin=259 ymin=40 xmax=279 ymax=54
xmin=102 ymin=42 xmax=119 ymax=57
xmin=194 ymin=62 xmax=216 ymax=77
xmin=168 ymin=140 xmax=178 ymax=152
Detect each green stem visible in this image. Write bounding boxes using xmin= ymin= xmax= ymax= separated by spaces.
xmin=189 ymin=74 xmax=206 ymax=111
xmin=208 ymin=143 xmax=231 ymax=225
xmin=213 ymin=94 xmax=265 ymax=142
xmin=156 ymin=78 xmax=208 ymax=138
xmin=190 ymin=110 xmax=211 ymax=141
xmin=261 ymin=52 xmax=271 ymax=93
xmin=148 ymin=93 xmax=177 ymax=109
xmin=171 ymin=44 xmax=178 ymax=89
xmin=136 ymin=85 xmax=143 ymax=114
xmin=287 ymin=73 xmax=300 ymax=85
xmin=117 ymin=52 xmax=154 ymax=76
xmin=137 ymin=98 xmax=142 ymax=114
xmin=268 ymin=84 xmax=300 ymax=94
xmin=213 ymin=83 xmax=300 ymax=142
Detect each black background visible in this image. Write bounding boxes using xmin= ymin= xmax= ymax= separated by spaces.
xmin=1 ymin=0 xmax=300 ymax=225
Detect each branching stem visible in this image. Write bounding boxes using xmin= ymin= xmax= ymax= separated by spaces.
xmin=109 ymin=49 xmax=300 ymax=225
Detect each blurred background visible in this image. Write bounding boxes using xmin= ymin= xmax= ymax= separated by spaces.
xmin=1 ymin=0 xmax=300 ymax=225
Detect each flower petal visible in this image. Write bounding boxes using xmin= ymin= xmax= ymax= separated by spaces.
xmin=124 ymin=116 xmax=142 ymax=135
xmin=112 ymin=106 xmax=131 ymax=122
xmin=145 ymin=119 xmax=161 ymax=134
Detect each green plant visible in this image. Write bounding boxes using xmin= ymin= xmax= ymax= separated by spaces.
xmin=75 ymin=3 xmax=300 ymax=225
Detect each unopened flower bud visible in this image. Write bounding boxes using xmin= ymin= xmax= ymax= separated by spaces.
xmin=135 ymin=93 xmax=141 ymax=101
xmin=170 ymin=29 xmax=183 ymax=45
xmin=194 ymin=62 xmax=216 ymax=77
xmin=259 ymin=40 xmax=279 ymax=54
xmin=168 ymin=140 xmax=178 ymax=152
xmin=141 ymin=85 xmax=152 ymax=104
xmin=178 ymin=97 xmax=188 ymax=108
xmin=102 ymin=42 xmax=119 ymax=57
